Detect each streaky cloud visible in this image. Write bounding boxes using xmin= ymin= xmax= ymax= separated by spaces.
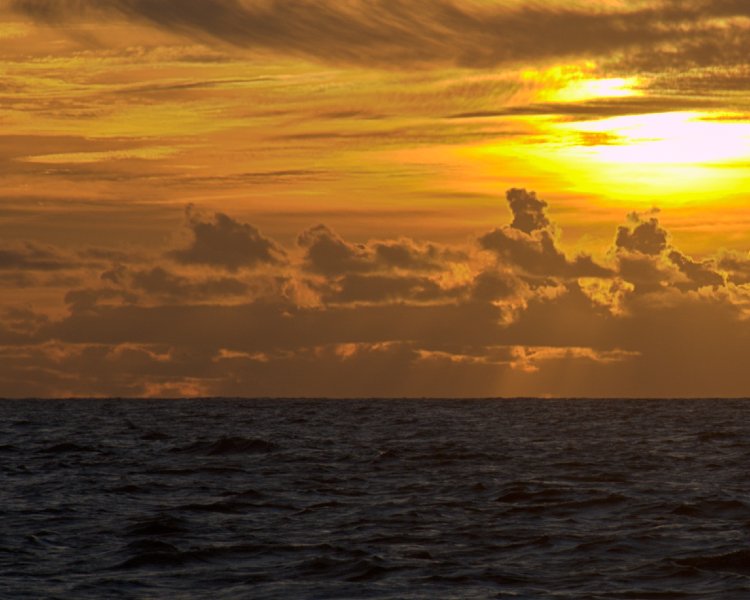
xmin=9 ymin=0 xmax=737 ymax=69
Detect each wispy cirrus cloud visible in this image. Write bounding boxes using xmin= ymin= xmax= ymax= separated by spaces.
xmin=10 ymin=0 xmax=750 ymax=71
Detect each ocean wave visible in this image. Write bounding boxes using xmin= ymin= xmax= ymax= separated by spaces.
xmin=171 ymin=436 xmax=278 ymax=455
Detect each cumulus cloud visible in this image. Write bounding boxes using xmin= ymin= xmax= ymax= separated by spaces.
xmin=480 ymin=227 xmax=566 ymax=276
xmin=131 ymin=267 xmax=249 ymax=299
xmin=479 ymin=188 xmax=612 ymax=279
xmin=470 ymin=270 xmax=520 ymax=303
xmin=718 ymin=252 xmax=750 ymax=285
xmin=615 ymin=254 xmax=672 ymax=295
xmin=668 ymin=251 xmax=724 ymax=290
xmin=298 ymin=224 xmax=460 ymax=277
xmin=169 ymin=208 xmax=286 ymax=271
xmin=320 ymin=273 xmax=458 ymax=304
xmin=296 ymin=224 xmax=469 ymax=306
xmin=615 ymin=216 xmax=669 ymax=256
xmin=372 ymin=239 xmax=457 ymax=272
xmin=298 ymin=225 xmax=374 ymax=276
xmin=8 ymin=188 xmax=750 ymax=397
xmin=606 ymin=213 xmax=723 ymax=296
xmin=506 ymin=188 xmax=550 ymax=234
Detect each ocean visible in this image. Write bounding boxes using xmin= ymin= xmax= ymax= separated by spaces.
xmin=2 ymin=399 xmax=750 ymax=599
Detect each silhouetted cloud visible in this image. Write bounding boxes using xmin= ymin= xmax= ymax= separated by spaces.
xmin=5 ymin=187 xmax=750 ymax=397
xmin=668 ymin=251 xmax=724 ymax=290
xmin=470 ymin=270 xmax=520 ymax=303
xmin=372 ymin=239 xmax=457 ymax=272
xmin=609 ymin=213 xmax=726 ymax=295
xmin=298 ymin=225 xmax=374 ymax=276
xmin=718 ymin=252 xmax=750 ymax=285
xmin=131 ymin=267 xmax=249 ymax=299
xmin=616 ymin=254 xmax=673 ymax=296
xmin=506 ymin=188 xmax=550 ymax=234
xmin=479 ymin=189 xmax=612 ymax=279
xmin=615 ymin=216 xmax=669 ymax=256
xmin=480 ymin=227 xmax=566 ymax=276
xmin=298 ymin=224 xmax=459 ymax=277
xmin=321 ymin=273 xmax=458 ymax=304
xmin=169 ymin=208 xmax=286 ymax=271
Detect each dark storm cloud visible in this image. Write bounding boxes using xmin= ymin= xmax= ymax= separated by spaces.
xmin=10 ymin=0 xmax=747 ymax=70
xmin=169 ymin=208 xmax=286 ymax=271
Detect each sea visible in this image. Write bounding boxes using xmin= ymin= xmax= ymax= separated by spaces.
xmin=2 ymin=399 xmax=750 ymax=599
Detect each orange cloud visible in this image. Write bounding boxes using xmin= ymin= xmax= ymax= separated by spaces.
xmin=1 ymin=188 xmax=749 ymax=397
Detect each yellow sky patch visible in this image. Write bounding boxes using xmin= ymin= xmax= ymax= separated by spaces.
xmin=21 ymin=146 xmax=179 ymax=164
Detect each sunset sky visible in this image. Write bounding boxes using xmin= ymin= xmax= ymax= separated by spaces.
xmin=3 ymin=0 xmax=750 ymax=397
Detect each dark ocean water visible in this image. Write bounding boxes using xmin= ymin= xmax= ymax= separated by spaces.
xmin=3 ymin=399 xmax=750 ymax=599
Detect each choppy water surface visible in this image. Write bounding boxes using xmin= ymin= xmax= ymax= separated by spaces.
xmin=3 ymin=399 xmax=750 ymax=598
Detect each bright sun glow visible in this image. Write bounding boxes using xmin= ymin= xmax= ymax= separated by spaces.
xmin=562 ymin=112 xmax=750 ymax=165
xmin=547 ymin=111 xmax=750 ymax=204
xmin=551 ymin=77 xmax=641 ymax=102
xmin=472 ymin=109 xmax=750 ymax=206
xmin=521 ymin=64 xmax=641 ymax=102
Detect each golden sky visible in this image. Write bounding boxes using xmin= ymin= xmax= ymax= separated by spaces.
xmin=2 ymin=0 xmax=750 ymax=397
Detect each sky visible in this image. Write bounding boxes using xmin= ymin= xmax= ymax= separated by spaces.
xmin=2 ymin=0 xmax=750 ymax=397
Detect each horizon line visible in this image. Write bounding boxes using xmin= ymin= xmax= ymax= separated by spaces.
xmin=3 ymin=396 xmax=750 ymax=401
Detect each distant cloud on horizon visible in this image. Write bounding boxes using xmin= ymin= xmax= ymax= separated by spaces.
xmin=2 ymin=188 xmax=750 ymax=398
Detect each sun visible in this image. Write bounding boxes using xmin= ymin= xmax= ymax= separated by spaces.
xmin=466 ymin=71 xmax=750 ymax=208
xmin=562 ymin=111 xmax=750 ymax=165
xmin=550 ymin=111 xmax=750 ymax=204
